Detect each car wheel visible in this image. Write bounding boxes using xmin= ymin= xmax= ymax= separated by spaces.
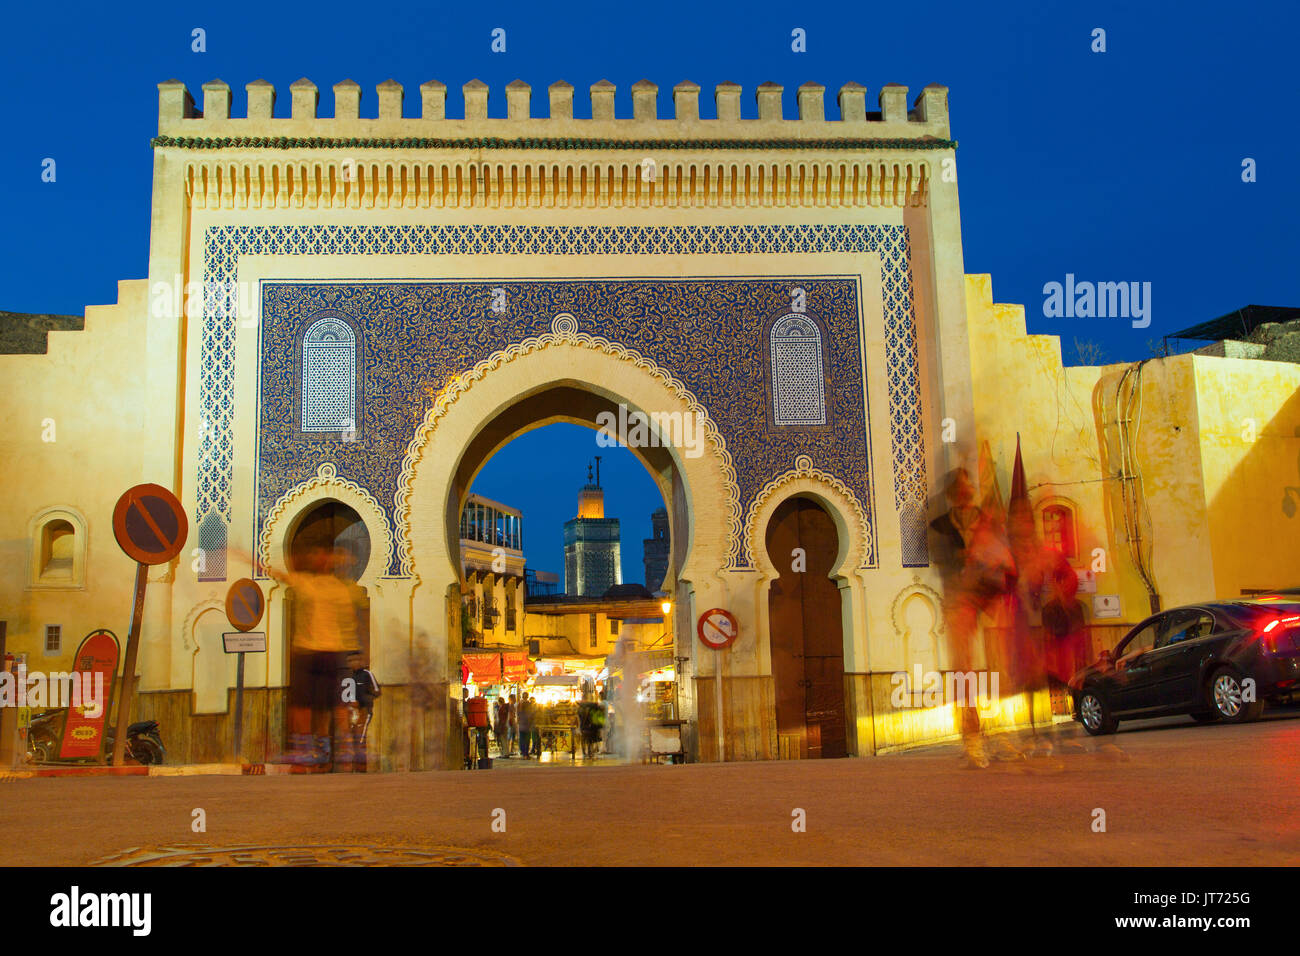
xmin=1208 ymin=666 xmax=1264 ymax=723
xmin=1077 ymin=689 xmax=1118 ymax=736
xmin=1191 ymin=712 xmax=1220 ymax=724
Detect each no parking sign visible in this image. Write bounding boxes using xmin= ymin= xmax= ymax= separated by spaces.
xmin=697 ymin=608 xmax=739 ymax=650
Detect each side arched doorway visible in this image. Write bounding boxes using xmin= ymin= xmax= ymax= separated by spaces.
xmin=284 ymin=500 xmax=372 ymax=765
xmin=766 ymin=496 xmax=847 ymax=759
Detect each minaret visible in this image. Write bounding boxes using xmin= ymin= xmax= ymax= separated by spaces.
xmin=577 ymin=458 xmax=604 ymax=518
xmin=563 ymin=459 xmax=621 ymax=597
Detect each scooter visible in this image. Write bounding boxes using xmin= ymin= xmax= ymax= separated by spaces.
xmin=26 ymin=710 xmax=165 ymax=765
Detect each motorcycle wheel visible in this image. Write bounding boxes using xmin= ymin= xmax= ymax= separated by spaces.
xmin=132 ymin=739 xmax=164 ymax=766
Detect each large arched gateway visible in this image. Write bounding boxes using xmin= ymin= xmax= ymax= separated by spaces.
xmin=11 ymin=74 xmax=1034 ymax=770
xmin=402 ymin=327 xmax=737 ymax=767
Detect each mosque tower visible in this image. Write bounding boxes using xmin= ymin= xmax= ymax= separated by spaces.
xmin=563 ymin=458 xmax=622 ymax=597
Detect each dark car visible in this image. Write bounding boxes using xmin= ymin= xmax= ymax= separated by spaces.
xmin=1068 ymin=598 xmax=1300 ymax=735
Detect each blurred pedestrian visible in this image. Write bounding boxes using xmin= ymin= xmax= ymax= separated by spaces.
xmin=263 ymin=545 xmax=361 ymax=768
xmin=494 ymin=695 xmax=512 ymax=758
xmin=341 ymin=651 xmax=380 ymax=771
xmin=517 ymin=693 xmax=534 ymax=758
xmin=930 ymin=468 xmax=1015 ymax=769
xmin=579 ymin=699 xmax=605 ymax=759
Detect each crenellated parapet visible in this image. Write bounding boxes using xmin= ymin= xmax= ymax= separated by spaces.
xmin=157 ymin=78 xmax=953 ymax=210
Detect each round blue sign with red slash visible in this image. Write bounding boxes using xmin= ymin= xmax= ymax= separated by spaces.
xmin=113 ymin=483 xmax=187 ymax=566
xmin=697 ymin=608 xmax=739 ymax=650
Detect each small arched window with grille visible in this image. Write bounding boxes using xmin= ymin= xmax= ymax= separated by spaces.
xmin=197 ymin=513 xmax=228 ymax=582
xmin=769 ymin=313 xmax=827 ymax=426
xmin=301 ymin=316 xmax=357 ymax=432
xmin=1041 ymin=503 xmax=1078 ymax=561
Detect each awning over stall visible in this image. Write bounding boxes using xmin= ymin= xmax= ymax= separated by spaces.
xmin=461 ymin=650 xmax=531 ymax=684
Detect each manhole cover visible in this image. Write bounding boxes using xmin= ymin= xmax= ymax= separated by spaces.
xmin=92 ymin=844 xmax=521 ymax=867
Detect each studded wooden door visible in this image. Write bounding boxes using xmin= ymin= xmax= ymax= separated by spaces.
xmin=765 ymin=497 xmax=848 ymax=759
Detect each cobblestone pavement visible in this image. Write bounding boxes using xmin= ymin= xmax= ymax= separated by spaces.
xmin=3 ymin=710 xmax=1297 ymax=866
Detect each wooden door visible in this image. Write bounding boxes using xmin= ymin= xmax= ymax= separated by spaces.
xmin=765 ymin=497 xmax=847 ymax=759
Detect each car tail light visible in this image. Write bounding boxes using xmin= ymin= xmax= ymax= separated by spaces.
xmin=1261 ymin=615 xmax=1300 ymax=653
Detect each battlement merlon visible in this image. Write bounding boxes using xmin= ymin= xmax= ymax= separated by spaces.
xmin=155 ymin=78 xmax=953 ymax=146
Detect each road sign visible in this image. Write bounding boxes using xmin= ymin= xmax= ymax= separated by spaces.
xmin=697 ymin=608 xmax=739 ymax=650
xmin=222 ymin=632 xmax=267 ymax=654
xmin=112 ymin=484 xmax=188 ymax=566
xmin=225 ymin=578 xmax=265 ymax=632
xmin=110 ymin=483 xmax=186 ymax=767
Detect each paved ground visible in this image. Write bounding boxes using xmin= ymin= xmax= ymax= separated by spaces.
xmin=3 ymin=710 xmax=1299 ymax=866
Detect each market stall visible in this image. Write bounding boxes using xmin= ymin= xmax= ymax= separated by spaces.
xmin=459 ymin=650 xmax=532 ymax=760
xmin=530 ymin=673 xmax=581 ymax=761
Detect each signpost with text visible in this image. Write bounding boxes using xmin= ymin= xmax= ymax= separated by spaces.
xmin=224 ymin=578 xmax=266 ymax=763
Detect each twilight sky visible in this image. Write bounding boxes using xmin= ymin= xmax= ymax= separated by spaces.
xmin=2 ymin=0 xmax=1293 ymax=581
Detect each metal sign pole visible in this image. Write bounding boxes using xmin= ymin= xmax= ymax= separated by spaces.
xmin=112 ymin=562 xmax=148 ymax=767
xmin=232 ymin=651 xmax=246 ymax=763
xmin=715 ymin=647 xmax=726 ymax=762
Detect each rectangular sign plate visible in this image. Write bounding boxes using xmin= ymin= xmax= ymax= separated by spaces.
xmin=222 ymin=632 xmax=267 ymax=654
xmin=1092 ymin=595 xmax=1122 ymax=619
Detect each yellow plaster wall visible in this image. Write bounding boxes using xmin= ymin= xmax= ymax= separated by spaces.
xmin=1192 ymin=356 xmax=1300 ymax=595
xmin=0 ymin=281 xmax=158 ymax=669
xmin=962 ymin=275 xmax=1122 ymax=624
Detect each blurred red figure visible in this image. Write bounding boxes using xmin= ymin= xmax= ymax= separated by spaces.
xmin=929 ymin=468 xmax=1016 ymax=768
xmin=1041 ymin=555 xmax=1089 ymax=704
xmin=1000 ymin=491 xmax=1054 ymax=749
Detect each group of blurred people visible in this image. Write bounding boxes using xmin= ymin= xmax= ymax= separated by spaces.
xmin=929 ymin=465 xmax=1091 ymax=769
xmin=462 ymin=691 xmax=610 ymax=767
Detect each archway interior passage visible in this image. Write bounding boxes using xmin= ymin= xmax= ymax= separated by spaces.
xmin=451 ymin=389 xmax=685 ymax=761
xmin=766 ymin=495 xmax=848 ymax=759
xmin=449 ymin=386 xmax=684 ymax=599
xmin=468 ymin=423 xmax=668 ymax=592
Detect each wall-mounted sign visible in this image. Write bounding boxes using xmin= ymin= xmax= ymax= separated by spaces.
xmin=1093 ymin=595 xmax=1122 ymax=619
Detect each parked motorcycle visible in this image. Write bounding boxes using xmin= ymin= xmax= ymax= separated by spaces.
xmin=26 ymin=710 xmax=165 ymax=765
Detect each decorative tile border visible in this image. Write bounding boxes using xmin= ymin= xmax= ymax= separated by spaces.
xmin=198 ymin=223 xmax=927 ymax=570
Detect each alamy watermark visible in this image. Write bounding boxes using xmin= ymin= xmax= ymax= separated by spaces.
xmin=50 ymin=886 xmax=151 ymax=936
xmin=890 ymin=666 xmax=1001 ymax=717
xmin=1042 ymin=274 xmax=1151 ymax=328
xmin=595 ymin=403 xmax=706 ymax=459
xmin=0 ymin=663 xmax=105 ymax=717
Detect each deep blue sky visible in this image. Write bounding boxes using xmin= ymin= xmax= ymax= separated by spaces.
xmin=2 ymin=1 xmax=1293 ymax=579
xmin=471 ymin=425 xmax=663 ymax=582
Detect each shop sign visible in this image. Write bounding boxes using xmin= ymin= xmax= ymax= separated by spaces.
xmin=57 ymin=629 xmax=120 ymax=761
